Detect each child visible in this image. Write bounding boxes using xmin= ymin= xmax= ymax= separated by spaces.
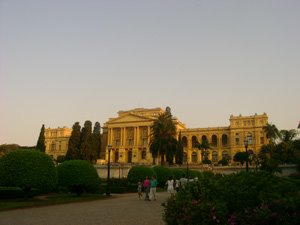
xmin=137 ymin=179 xmax=143 ymax=199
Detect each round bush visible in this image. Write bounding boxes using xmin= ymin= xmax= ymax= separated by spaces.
xmin=171 ymin=168 xmax=186 ymax=180
xmin=0 ymin=150 xmax=57 ymax=194
xmin=127 ymin=166 xmax=156 ymax=185
xmin=153 ymin=166 xmax=173 ymax=187
xmin=57 ymin=160 xmax=100 ymax=195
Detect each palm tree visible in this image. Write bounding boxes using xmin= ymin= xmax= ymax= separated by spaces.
xmin=279 ymin=129 xmax=298 ymax=142
xmin=263 ymin=123 xmax=280 ymax=144
xmin=149 ymin=107 xmax=177 ymax=165
xmin=197 ymin=139 xmax=210 ymax=163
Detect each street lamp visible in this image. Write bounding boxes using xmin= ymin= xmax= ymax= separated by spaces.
xmin=244 ymin=136 xmax=249 ymax=172
xmin=106 ymin=144 xmax=112 ymax=196
xmin=186 ymin=152 xmax=189 ymax=179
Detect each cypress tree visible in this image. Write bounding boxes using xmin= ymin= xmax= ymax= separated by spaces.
xmin=36 ymin=124 xmax=46 ymax=152
xmin=66 ymin=122 xmax=81 ymax=160
xmin=92 ymin=122 xmax=101 ymax=161
xmin=80 ymin=120 xmax=93 ymax=162
xmin=175 ymin=131 xmax=184 ymax=164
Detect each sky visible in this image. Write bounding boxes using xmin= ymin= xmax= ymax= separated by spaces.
xmin=0 ymin=0 xmax=299 ymax=146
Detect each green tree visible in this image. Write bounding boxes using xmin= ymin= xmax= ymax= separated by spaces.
xmin=36 ymin=124 xmax=46 ymax=152
xmin=264 ymin=123 xmax=280 ymax=144
xmin=0 ymin=150 xmax=57 ymax=195
xmin=279 ymin=129 xmax=298 ymax=142
xmin=233 ymin=151 xmax=248 ymax=165
xmin=150 ymin=107 xmax=177 ymax=165
xmin=197 ymin=139 xmax=210 ymax=162
xmin=175 ymin=131 xmax=184 ymax=165
xmin=91 ymin=122 xmax=101 ymax=162
xmin=66 ymin=122 xmax=81 ymax=160
xmin=80 ymin=120 xmax=93 ymax=162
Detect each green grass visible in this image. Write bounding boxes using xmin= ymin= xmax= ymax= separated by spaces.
xmin=0 ymin=193 xmax=106 ymax=211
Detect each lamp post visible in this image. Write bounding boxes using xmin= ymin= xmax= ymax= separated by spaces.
xmin=244 ymin=137 xmax=249 ymax=172
xmin=106 ymin=144 xmax=112 ymax=196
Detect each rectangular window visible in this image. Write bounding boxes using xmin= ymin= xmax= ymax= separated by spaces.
xmin=235 ymin=138 xmax=239 ymax=145
xmin=260 ymin=137 xmax=264 ymax=145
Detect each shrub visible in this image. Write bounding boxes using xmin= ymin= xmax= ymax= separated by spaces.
xmin=164 ymin=171 xmax=300 ymax=225
xmin=153 ymin=166 xmax=173 ymax=187
xmin=57 ymin=160 xmax=100 ymax=196
xmin=127 ymin=166 xmax=156 ymax=185
xmin=171 ymin=168 xmax=186 ymax=180
xmin=0 ymin=150 xmax=57 ymax=195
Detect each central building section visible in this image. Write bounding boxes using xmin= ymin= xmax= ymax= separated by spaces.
xmin=103 ymin=107 xmax=186 ymax=164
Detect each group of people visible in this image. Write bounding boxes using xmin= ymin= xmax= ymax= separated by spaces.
xmin=137 ymin=175 xmax=158 ymax=201
xmin=137 ymin=174 xmax=195 ymax=200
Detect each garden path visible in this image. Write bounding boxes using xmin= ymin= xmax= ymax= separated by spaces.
xmin=0 ymin=191 xmax=170 ymax=225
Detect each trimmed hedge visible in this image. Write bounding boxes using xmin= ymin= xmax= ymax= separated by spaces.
xmin=153 ymin=166 xmax=173 ymax=187
xmin=57 ymin=160 xmax=100 ymax=196
xmin=127 ymin=166 xmax=156 ymax=185
xmin=0 ymin=150 xmax=57 ymax=194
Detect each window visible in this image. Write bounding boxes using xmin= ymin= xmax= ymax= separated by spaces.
xmin=192 ymin=136 xmax=198 ymax=148
xmin=114 ymin=151 xmax=119 ymax=162
xmin=211 ymin=135 xmax=218 ymax=146
xmin=128 ymin=151 xmax=132 ymax=163
xmin=222 ymin=134 xmax=228 ymax=146
xmin=192 ymin=152 xmax=197 ymax=163
xmin=222 ymin=151 xmax=229 ymax=159
xmin=212 ymin=151 xmax=218 ymax=162
xmin=182 ymin=136 xmax=188 ymax=147
xmin=141 ymin=150 xmax=146 ymax=160
xmin=235 ymin=138 xmax=240 ymax=145
xmin=260 ymin=137 xmax=264 ymax=145
xmin=50 ymin=142 xmax=56 ymax=151
xmin=183 ymin=152 xmax=187 ymax=163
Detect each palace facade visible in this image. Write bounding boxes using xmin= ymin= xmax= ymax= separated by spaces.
xmin=44 ymin=108 xmax=269 ymax=164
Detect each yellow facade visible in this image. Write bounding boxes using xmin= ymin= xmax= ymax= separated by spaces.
xmin=181 ymin=113 xmax=268 ymax=164
xmin=103 ymin=108 xmax=186 ymax=164
xmin=44 ymin=108 xmax=268 ymax=164
xmin=45 ymin=127 xmax=71 ymax=159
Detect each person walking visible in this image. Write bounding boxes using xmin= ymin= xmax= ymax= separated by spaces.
xmin=149 ymin=175 xmax=158 ymax=201
xmin=166 ymin=176 xmax=174 ymax=195
xmin=143 ymin=176 xmax=150 ymax=201
xmin=137 ymin=179 xmax=143 ymax=199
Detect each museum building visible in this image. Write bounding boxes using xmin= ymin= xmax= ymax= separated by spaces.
xmin=45 ymin=107 xmax=268 ymax=164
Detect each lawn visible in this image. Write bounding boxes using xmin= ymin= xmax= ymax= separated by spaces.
xmin=0 ymin=193 xmax=106 ymax=211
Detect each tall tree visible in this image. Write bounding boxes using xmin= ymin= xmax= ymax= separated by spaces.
xmin=149 ymin=107 xmax=177 ymax=165
xmin=36 ymin=124 xmax=46 ymax=152
xmin=66 ymin=122 xmax=81 ymax=160
xmin=175 ymin=131 xmax=184 ymax=164
xmin=91 ymin=122 xmax=101 ymax=162
xmin=80 ymin=120 xmax=93 ymax=162
xmin=264 ymin=123 xmax=280 ymax=144
xmin=279 ymin=129 xmax=298 ymax=142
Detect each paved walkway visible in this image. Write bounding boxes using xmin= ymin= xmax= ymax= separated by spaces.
xmin=0 ymin=192 xmax=170 ymax=225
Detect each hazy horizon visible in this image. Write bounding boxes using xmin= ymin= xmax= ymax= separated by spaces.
xmin=1 ymin=0 xmax=299 ymax=146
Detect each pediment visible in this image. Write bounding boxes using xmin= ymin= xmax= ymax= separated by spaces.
xmin=107 ymin=113 xmax=153 ymax=124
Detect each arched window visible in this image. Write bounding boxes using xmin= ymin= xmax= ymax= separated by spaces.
xmin=182 ymin=136 xmax=188 ymax=147
xmin=211 ymin=135 xmax=218 ymax=146
xmin=212 ymin=151 xmax=218 ymax=162
xmin=183 ymin=152 xmax=187 ymax=163
xmin=202 ymin=135 xmax=207 ymax=143
xmin=192 ymin=152 xmax=197 ymax=163
xmin=128 ymin=150 xmax=132 ymax=163
xmin=192 ymin=136 xmax=198 ymax=148
xmin=222 ymin=134 xmax=228 ymax=146
xmin=222 ymin=151 xmax=228 ymax=159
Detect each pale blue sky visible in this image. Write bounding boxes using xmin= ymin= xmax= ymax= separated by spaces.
xmin=1 ymin=0 xmax=299 ymax=146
